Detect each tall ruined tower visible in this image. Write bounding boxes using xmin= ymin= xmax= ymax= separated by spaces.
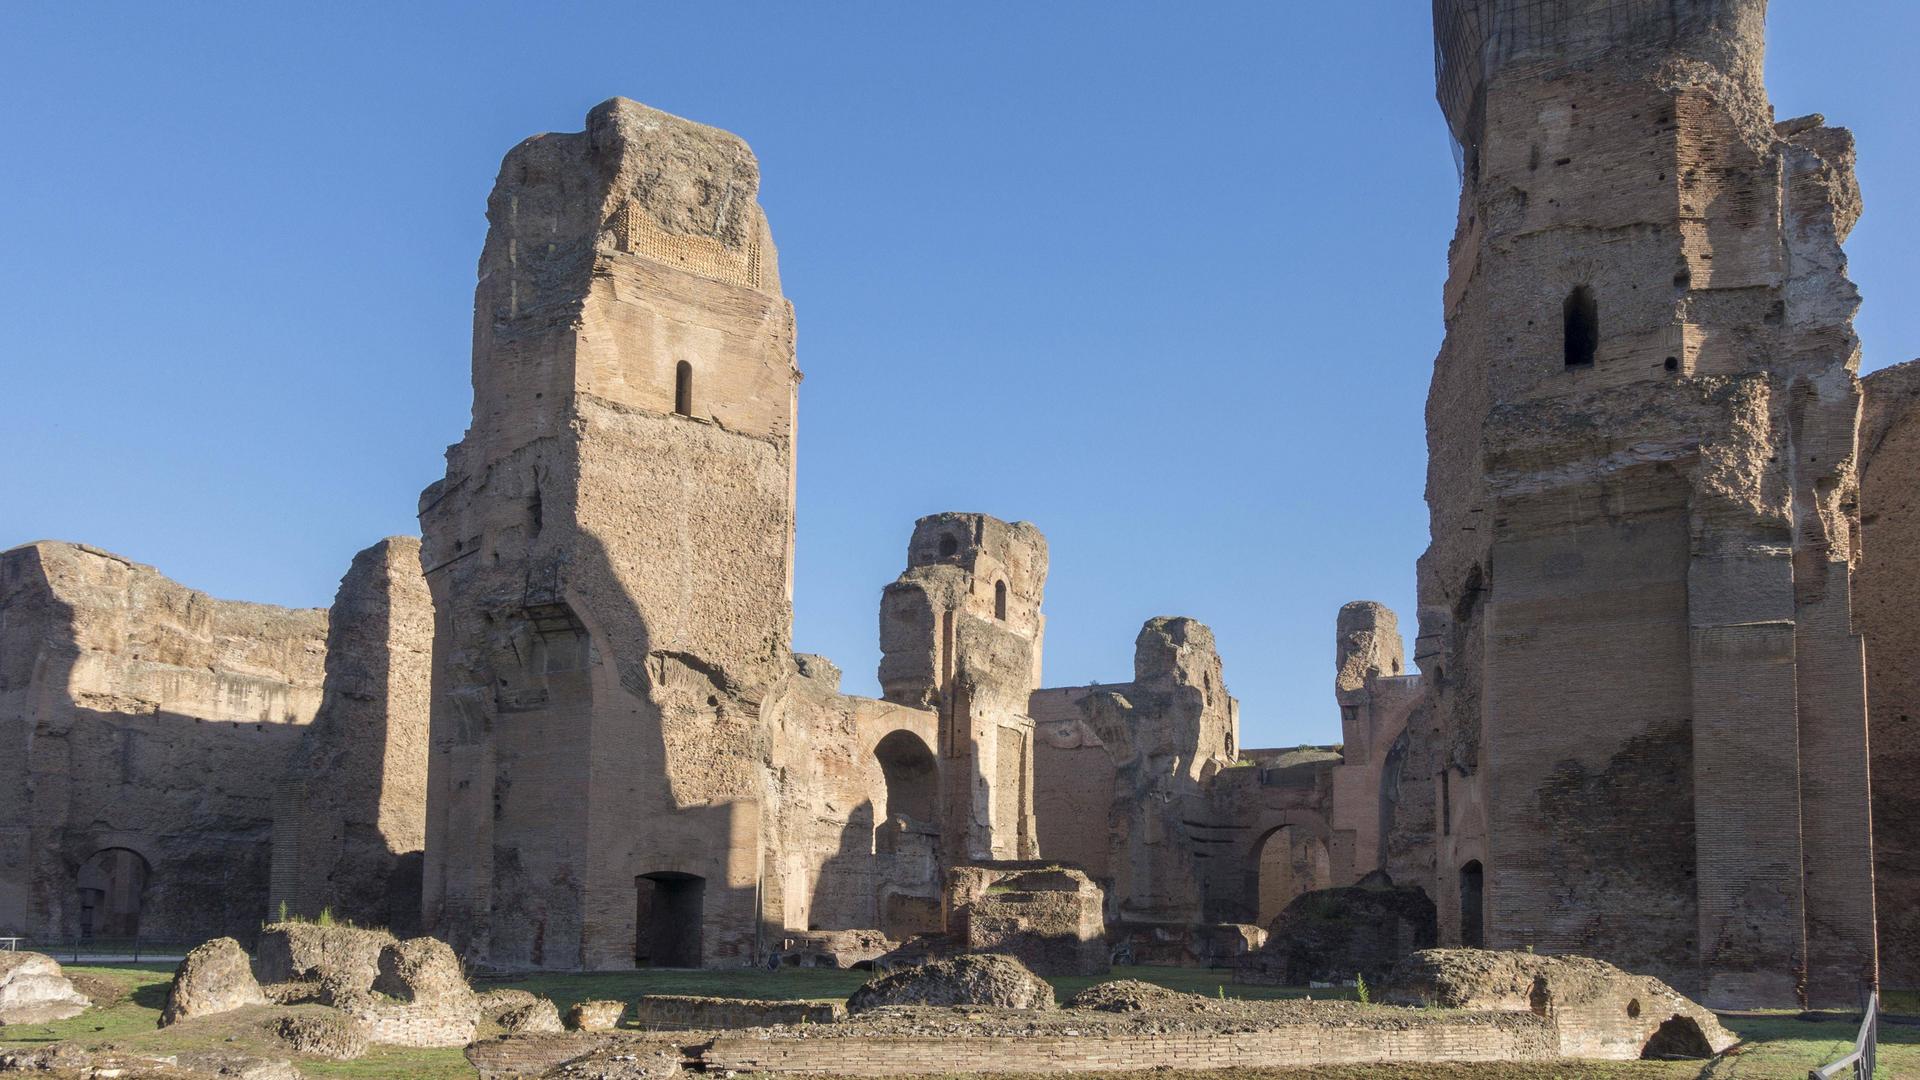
xmin=879 ymin=514 xmax=1047 ymax=862
xmin=1416 ymin=0 xmax=1875 ymax=1006
xmin=419 ymin=99 xmax=798 ymax=969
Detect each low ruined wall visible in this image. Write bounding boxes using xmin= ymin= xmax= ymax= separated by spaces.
xmin=701 ymin=1021 xmax=1553 ymax=1075
xmin=630 ymin=994 xmax=842 ymax=1030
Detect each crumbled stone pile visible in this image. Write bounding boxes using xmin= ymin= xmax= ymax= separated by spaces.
xmin=1387 ymin=948 xmax=1736 ymax=1059
xmin=846 ymin=954 xmax=1056 ymax=1014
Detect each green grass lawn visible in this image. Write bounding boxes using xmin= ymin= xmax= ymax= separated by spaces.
xmin=3 ymin=963 xmax=1912 ymax=1079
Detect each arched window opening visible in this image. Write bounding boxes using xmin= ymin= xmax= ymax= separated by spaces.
xmin=76 ymin=848 xmax=149 ymax=940
xmin=674 ymin=361 xmax=694 ymax=416
xmin=1460 ymin=860 xmax=1485 ymax=947
xmin=994 ymin=581 xmax=1008 ymax=621
xmin=635 ymin=872 xmax=704 ymax=967
xmin=1563 ymin=286 xmax=1598 ymax=368
xmin=938 ymin=534 xmax=959 ymax=558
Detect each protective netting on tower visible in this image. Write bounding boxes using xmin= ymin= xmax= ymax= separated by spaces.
xmin=1433 ymin=0 xmax=1731 ymax=172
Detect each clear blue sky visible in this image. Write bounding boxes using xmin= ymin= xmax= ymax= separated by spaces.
xmin=3 ymin=4 xmax=1915 ymax=748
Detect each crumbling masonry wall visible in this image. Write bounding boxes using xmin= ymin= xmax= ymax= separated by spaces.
xmin=270 ymin=537 xmax=433 ymax=933
xmin=1031 ymin=617 xmax=1237 ymax=926
xmin=1859 ymin=360 xmax=1920 ymax=990
xmin=1413 ymin=0 xmax=1877 ymax=1006
xmin=418 ymin=97 xmax=803 ymax=970
xmin=0 ymin=542 xmax=327 ymax=944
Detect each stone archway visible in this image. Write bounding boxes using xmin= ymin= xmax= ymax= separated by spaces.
xmin=1253 ymin=826 xmax=1331 ymax=927
xmin=76 ymin=848 xmax=149 ymax=940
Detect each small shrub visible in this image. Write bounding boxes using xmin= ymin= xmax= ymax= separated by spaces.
xmin=316 ymin=907 xmax=335 ymax=927
xmin=1355 ymin=973 xmax=1370 ymax=1005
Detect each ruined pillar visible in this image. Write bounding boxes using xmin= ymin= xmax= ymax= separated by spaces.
xmin=879 ymin=513 xmax=1046 ymax=863
xmin=1420 ymin=0 xmax=1875 ymax=1006
xmin=419 ymin=99 xmax=798 ymax=969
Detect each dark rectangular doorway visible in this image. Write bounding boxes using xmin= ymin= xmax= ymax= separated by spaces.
xmin=635 ymin=872 xmax=704 ymax=967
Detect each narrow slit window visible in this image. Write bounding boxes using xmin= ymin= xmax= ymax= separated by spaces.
xmin=1563 ymin=286 xmax=1598 ymax=368
xmin=674 ymin=361 xmax=694 ymax=416
xmin=994 ymin=581 xmax=1008 ymax=621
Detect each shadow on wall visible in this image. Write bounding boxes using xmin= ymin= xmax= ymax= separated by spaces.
xmin=13 ymin=570 xmax=307 ymax=948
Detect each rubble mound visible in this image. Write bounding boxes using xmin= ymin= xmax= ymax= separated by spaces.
xmin=847 ymin=954 xmax=1056 ymax=1014
xmin=1247 ymin=878 xmax=1436 ymax=985
xmin=1065 ymin=979 xmax=1214 ymax=1014
xmin=270 ymin=1010 xmax=369 ymax=1059
xmin=568 ymin=999 xmax=627 ymax=1031
xmin=500 ymin=997 xmax=566 ymax=1035
xmin=252 ymin=922 xmax=396 ymax=1001
xmin=1387 ymin=948 xmax=1736 ymax=1059
xmin=163 ymin=937 xmax=267 ymax=1026
xmin=372 ymin=936 xmax=471 ymax=1004
xmin=0 ymin=951 xmax=91 ymax=1025
xmin=476 ymin=987 xmax=540 ymax=1024
xmin=778 ymin=928 xmax=898 ymax=968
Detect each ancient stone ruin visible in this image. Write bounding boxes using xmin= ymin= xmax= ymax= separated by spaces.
xmin=1413 ymin=0 xmax=1879 ymax=1008
xmin=0 ymin=1 xmax=1913 ymax=1045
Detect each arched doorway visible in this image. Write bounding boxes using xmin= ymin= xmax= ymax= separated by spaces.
xmin=1254 ymin=826 xmax=1330 ymax=927
xmin=1459 ymin=860 xmax=1485 ymax=947
xmin=635 ymin=872 xmax=704 ymax=968
xmin=76 ymin=848 xmax=149 ymax=940
xmin=874 ymin=730 xmax=936 ymax=850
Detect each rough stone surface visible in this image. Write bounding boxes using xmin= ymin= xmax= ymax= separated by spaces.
xmin=846 ymin=954 xmax=1055 ymax=1014
xmin=498 ymin=997 xmax=565 ymax=1035
xmin=475 ymin=987 xmax=540 ymax=1024
xmin=0 ymin=542 xmax=326 ymax=945
xmin=567 ymin=999 xmax=626 ymax=1032
xmin=163 ymin=937 xmax=268 ymax=1026
xmin=946 ymin=865 xmax=1108 ymax=976
xmin=1411 ymin=0 xmax=1877 ymax=1008
xmin=1859 ymin=359 xmax=1920 ymax=991
xmin=250 ymin=923 xmax=396 ymax=998
xmin=1245 ymin=879 xmax=1437 ymax=985
xmin=1388 ymin=948 xmax=1736 ymax=1059
xmin=371 ymin=936 xmax=471 ymax=1005
xmin=269 ymin=1010 xmax=369 ymax=1059
xmin=0 ymin=951 xmax=89 ymax=1025
xmin=270 ymin=538 xmax=432 ymax=934
xmin=1065 ymin=979 xmax=1214 ymax=1013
